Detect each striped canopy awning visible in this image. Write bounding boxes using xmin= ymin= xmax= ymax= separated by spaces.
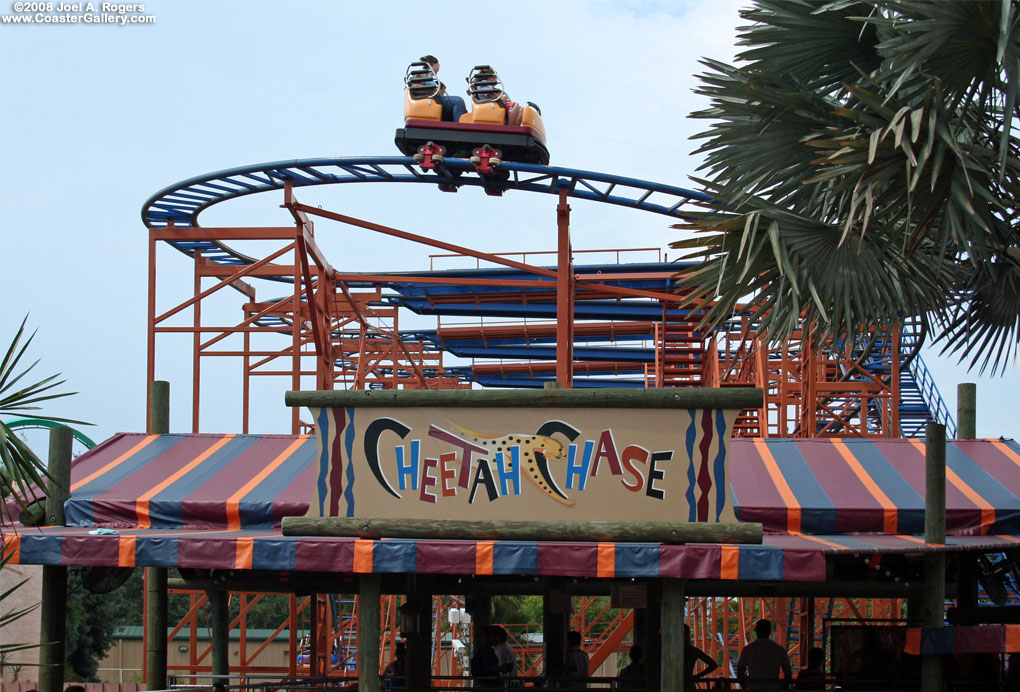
xmin=5 ymin=526 xmax=1020 ymax=582
xmin=731 ymin=438 xmax=1020 ymax=536
xmin=2 ymin=433 xmax=1019 ymax=581
xmin=905 ymin=625 xmax=1020 ymax=655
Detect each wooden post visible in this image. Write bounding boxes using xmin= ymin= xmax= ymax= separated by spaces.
xmin=957 ymin=383 xmax=976 ymax=440
xmin=38 ymin=426 xmax=73 ymax=692
xmin=644 ymin=581 xmax=662 ymax=692
xmin=922 ymin=422 xmax=946 ymax=692
xmin=404 ymin=577 xmax=433 ymax=689
xmin=467 ymin=592 xmax=491 ymax=681
xmin=543 ymin=582 xmax=567 ymax=678
xmin=661 ymin=579 xmax=685 ymax=692
xmin=359 ymin=575 xmax=381 ymax=692
xmin=209 ymin=590 xmax=230 ymax=681
xmin=146 ymin=381 xmax=169 ymax=691
xmin=950 ymin=383 xmax=976 ymax=626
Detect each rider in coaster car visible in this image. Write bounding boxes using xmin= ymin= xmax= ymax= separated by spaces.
xmin=420 ymin=54 xmax=466 ymax=122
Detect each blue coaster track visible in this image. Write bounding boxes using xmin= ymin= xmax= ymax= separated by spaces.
xmin=141 ymin=156 xmax=953 ymax=435
xmin=142 ymin=156 xmax=712 ymax=231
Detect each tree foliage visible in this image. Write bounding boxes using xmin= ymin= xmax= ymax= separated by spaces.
xmin=64 ymin=568 xmax=117 ymax=681
xmin=673 ymin=0 xmax=1020 ymax=373
xmin=1 ymin=316 xmax=87 ymax=509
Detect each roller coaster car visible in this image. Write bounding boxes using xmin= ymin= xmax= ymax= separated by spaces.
xmin=394 ymin=63 xmax=550 ymax=166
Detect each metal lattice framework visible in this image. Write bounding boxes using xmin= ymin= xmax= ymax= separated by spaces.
xmin=143 ymin=155 xmax=955 ymax=682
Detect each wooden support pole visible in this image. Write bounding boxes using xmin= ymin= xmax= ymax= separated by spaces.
xmin=150 ymin=379 xmax=170 ymax=435
xmin=957 ymin=383 xmax=976 ymax=440
xmin=359 ymin=575 xmax=381 ymax=692
xmin=403 ymin=576 xmax=433 ymax=689
xmin=644 ymin=581 xmax=662 ymax=692
xmin=146 ymin=381 xmax=169 ymax=691
xmin=38 ymin=426 xmax=73 ymax=692
xmin=282 ymin=517 xmax=763 ymax=545
xmin=208 ymin=590 xmax=230 ymax=680
xmin=661 ymin=579 xmax=686 ymax=692
xmin=922 ymin=422 xmax=946 ymax=692
xmin=543 ymin=582 xmax=568 ymax=679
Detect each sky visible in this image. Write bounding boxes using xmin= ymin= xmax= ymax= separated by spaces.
xmin=0 ymin=0 xmax=1015 ymax=448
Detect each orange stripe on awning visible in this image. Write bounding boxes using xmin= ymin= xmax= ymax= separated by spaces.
xmin=720 ymin=545 xmax=739 ymax=579
xmin=789 ymin=532 xmax=851 ymax=551
xmin=475 ymin=541 xmax=494 ymax=575
xmin=908 ymin=439 xmax=995 ymax=534
xmin=753 ymin=439 xmax=801 ymax=533
xmin=136 ymin=435 xmax=235 ymax=529
xmin=992 ymin=440 xmax=1020 ymax=469
xmin=1007 ymin=626 xmax=1020 ymax=653
xmin=597 ymin=543 xmax=615 ymax=578
xmin=118 ymin=535 xmax=136 ymax=567
xmin=904 ymin=628 xmax=921 ymax=655
xmin=832 ymin=439 xmax=898 ymax=533
xmin=235 ymin=537 xmax=254 ymax=570
xmin=73 ymin=435 xmax=159 ymax=490
xmin=2 ymin=534 xmax=20 ymax=563
xmin=225 ymin=435 xmax=309 ymax=530
xmin=353 ymin=540 xmax=374 ymax=573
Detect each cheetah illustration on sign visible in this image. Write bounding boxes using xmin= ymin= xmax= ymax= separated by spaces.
xmin=445 ymin=422 xmax=574 ymax=507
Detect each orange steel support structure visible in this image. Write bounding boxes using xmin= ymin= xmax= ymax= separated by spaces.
xmin=146 ymin=188 xmax=915 ymax=681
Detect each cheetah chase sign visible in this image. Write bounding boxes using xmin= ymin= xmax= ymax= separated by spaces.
xmin=307 ymin=403 xmax=740 ymax=523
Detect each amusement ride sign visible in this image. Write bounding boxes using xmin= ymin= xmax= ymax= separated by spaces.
xmin=286 ymin=389 xmax=762 ymax=525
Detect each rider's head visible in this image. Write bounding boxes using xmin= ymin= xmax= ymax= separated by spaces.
xmin=420 ymin=55 xmax=439 ymax=73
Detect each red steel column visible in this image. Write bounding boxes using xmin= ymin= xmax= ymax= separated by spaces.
xmin=556 ymin=187 xmax=574 ymax=388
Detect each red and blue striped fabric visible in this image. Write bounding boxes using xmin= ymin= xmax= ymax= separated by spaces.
xmin=6 ymin=525 xmax=1020 ymax=581
xmin=57 ymin=433 xmax=316 ymax=530
xmin=730 ymin=438 xmax=1020 ymax=536
xmin=4 ymin=433 xmax=1020 ymax=581
xmin=904 ymin=625 xmax=1020 ymax=655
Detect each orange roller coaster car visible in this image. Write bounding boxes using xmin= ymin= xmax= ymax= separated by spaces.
xmin=394 ymin=62 xmax=550 ymax=166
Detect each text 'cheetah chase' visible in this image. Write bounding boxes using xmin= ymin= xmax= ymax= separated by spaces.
xmin=308 ymin=406 xmax=738 ymax=523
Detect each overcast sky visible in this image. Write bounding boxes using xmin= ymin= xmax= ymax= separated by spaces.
xmin=1 ymin=0 xmax=1015 ymax=447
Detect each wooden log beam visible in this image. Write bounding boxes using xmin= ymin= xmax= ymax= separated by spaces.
xmin=281 ymin=516 xmax=764 ymax=545
xmin=146 ymin=381 xmax=170 ymax=692
xmin=285 ymin=387 xmax=764 ymax=410
xmin=38 ymin=427 xmax=73 ymax=692
xmin=358 ymin=575 xmax=381 ymax=692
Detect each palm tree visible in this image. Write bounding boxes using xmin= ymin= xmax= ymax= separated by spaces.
xmin=1 ymin=316 xmax=85 ymax=510
xmin=673 ymin=0 xmax=1020 ymax=374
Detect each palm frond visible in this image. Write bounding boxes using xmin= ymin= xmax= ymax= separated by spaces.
xmin=681 ymin=0 xmax=1020 ymax=374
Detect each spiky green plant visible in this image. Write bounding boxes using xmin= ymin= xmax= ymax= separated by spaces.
xmin=0 ymin=552 xmax=41 ymax=663
xmin=1 ymin=316 xmax=87 ymax=508
xmin=674 ymin=0 xmax=1020 ymax=373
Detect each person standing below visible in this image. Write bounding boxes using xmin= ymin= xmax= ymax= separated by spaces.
xmin=617 ymin=644 xmax=645 ymax=690
xmin=736 ymin=619 xmax=792 ymax=690
xmin=492 ymin=625 xmax=518 ymax=680
xmin=684 ymin=625 xmax=719 ymax=690
xmin=383 ymin=641 xmax=406 ymax=689
xmin=565 ymin=630 xmax=591 ymax=687
xmin=418 ymin=54 xmax=467 ymax=122
xmin=471 ymin=625 xmax=501 ymax=689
